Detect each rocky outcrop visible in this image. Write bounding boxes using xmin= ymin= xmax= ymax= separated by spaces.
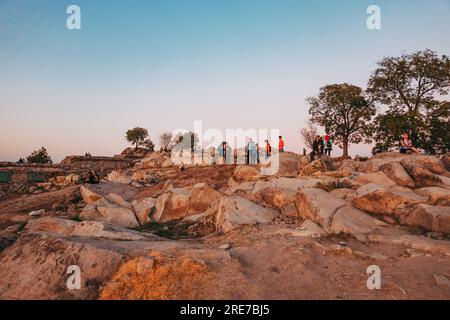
xmin=329 ymin=206 xmax=387 ymax=241
xmin=215 ymin=196 xmax=278 ymax=232
xmin=380 ymin=162 xmax=415 ymax=188
xmin=299 ymin=159 xmax=327 ymax=176
xmin=232 ymin=165 xmax=260 ymax=182
xmin=404 ymin=204 xmax=450 ymax=234
xmin=136 ymin=152 xmax=173 ymax=169
xmin=80 ymin=195 xmax=140 ymax=228
xmin=132 ymin=197 xmax=157 ymax=226
xmin=80 ymin=182 xmax=138 ymax=204
xmin=107 ymin=170 xmax=132 ymax=184
xmin=188 ymin=183 xmax=222 ymax=215
xmin=259 ymin=187 xmax=296 ymax=209
xmin=415 ymin=187 xmax=450 ymax=206
xmin=352 ymin=184 xmax=428 ymax=216
xmin=352 ymin=172 xmax=397 ymax=188
xmin=153 ymin=188 xmax=190 ymax=223
xmin=0 ymin=233 xmax=125 ymax=300
xmin=295 ymin=188 xmax=347 ymax=228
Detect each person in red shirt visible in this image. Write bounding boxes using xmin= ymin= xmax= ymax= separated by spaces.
xmin=278 ymin=136 xmax=285 ymax=153
xmin=265 ymin=139 xmax=272 ymax=158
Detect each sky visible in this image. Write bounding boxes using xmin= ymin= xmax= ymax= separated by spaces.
xmin=1 ymin=0 xmax=449 ymax=162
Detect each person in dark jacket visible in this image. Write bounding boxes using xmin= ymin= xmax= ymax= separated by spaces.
xmin=86 ymin=171 xmax=100 ymax=184
xmin=309 ymin=135 xmax=325 ymax=162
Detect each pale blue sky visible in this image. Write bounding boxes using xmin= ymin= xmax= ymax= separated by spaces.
xmin=1 ymin=0 xmax=449 ymax=161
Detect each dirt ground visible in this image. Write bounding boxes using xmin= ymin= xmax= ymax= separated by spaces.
xmin=100 ymin=224 xmax=450 ymax=300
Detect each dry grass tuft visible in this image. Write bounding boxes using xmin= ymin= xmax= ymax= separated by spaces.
xmin=99 ymin=252 xmax=210 ymax=300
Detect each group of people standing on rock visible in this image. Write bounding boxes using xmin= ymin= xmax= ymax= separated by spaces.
xmin=216 ymin=136 xmax=286 ymax=165
xmin=309 ymin=135 xmax=333 ymax=162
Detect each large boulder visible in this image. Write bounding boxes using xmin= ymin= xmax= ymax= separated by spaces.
xmin=404 ymin=204 xmax=450 ymax=234
xmin=401 ymin=155 xmax=448 ymax=176
xmin=0 ymin=233 xmax=124 ymax=299
xmin=137 ymin=152 xmax=173 ymax=169
xmin=415 ymin=187 xmax=450 ymax=206
xmin=80 ymin=182 xmax=138 ymax=204
xmin=294 ymin=188 xmax=347 ymax=228
xmin=80 ymin=195 xmax=139 ymax=228
xmin=107 ymin=170 xmax=132 ymax=184
xmin=96 ymin=207 xmax=140 ymax=229
xmin=352 ymin=172 xmax=397 ymax=188
xmin=380 ymin=162 xmax=415 ymax=188
xmin=153 ymin=188 xmax=190 ymax=223
xmin=259 ymin=187 xmax=296 ymax=209
xmin=233 ymin=165 xmax=260 ymax=182
xmin=402 ymin=165 xmax=445 ymax=188
xmin=80 ymin=185 xmax=103 ymax=204
xmin=329 ymin=205 xmax=387 ymax=242
xmin=132 ymin=197 xmax=157 ymax=225
xmin=215 ymin=196 xmax=278 ymax=232
xmin=352 ymin=184 xmax=429 ymax=216
xmin=299 ymin=159 xmax=327 ymax=176
xmin=188 ymin=183 xmax=221 ymax=215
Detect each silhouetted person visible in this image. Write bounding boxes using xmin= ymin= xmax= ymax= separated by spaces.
xmin=310 ymin=136 xmax=324 ymax=162
xmin=86 ymin=170 xmax=100 ymax=184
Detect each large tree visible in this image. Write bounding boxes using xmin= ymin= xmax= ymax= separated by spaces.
xmin=307 ymin=83 xmax=376 ymax=157
xmin=125 ymin=127 xmax=149 ymax=149
xmin=368 ymin=49 xmax=450 ymax=154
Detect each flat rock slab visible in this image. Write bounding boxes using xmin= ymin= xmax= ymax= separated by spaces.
xmin=0 ymin=232 xmax=125 ymax=300
xmin=0 ymin=186 xmax=80 ymax=215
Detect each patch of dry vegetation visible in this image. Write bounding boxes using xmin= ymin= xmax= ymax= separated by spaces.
xmin=99 ymin=252 xmax=211 ymax=300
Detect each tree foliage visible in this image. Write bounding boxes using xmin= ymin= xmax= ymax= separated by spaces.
xmin=307 ymin=83 xmax=376 ymax=156
xmin=368 ymin=50 xmax=450 ymax=154
xmin=125 ymin=127 xmax=149 ymax=149
xmin=26 ymin=147 xmax=52 ymax=164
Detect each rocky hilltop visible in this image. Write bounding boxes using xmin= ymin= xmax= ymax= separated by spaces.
xmin=1 ymin=151 xmax=450 ymax=300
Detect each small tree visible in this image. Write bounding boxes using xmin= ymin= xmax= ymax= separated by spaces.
xmin=26 ymin=147 xmax=52 ymax=164
xmin=307 ymin=83 xmax=376 ymax=157
xmin=300 ymin=120 xmax=319 ymax=149
xmin=125 ymin=127 xmax=149 ymax=149
xmin=174 ymin=131 xmax=200 ymax=152
xmin=159 ymin=132 xmax=173 ymax=151
xmin=142 ymin=139 xmax=155 ymax=152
